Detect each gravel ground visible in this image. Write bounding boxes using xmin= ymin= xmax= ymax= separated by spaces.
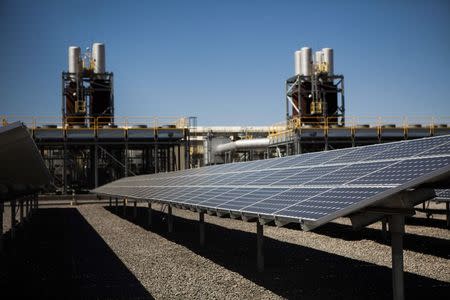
xmin=0 ymin=200 xmax=449 ymax=299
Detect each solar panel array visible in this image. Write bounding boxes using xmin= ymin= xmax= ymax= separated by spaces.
xmin=94 ymin=135 xmax=450 ymax=230
xmin=0 ymin=122 xmax=52 ymax=199
xmin=435 ymin=189 xmax=450 ymax=201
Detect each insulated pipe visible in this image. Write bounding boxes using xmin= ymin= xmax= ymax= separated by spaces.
xmin=214 ymin=138 xmax=270 ymax=154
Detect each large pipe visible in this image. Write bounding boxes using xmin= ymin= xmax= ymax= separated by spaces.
xmin=214 ymin=138 xmax=269 ymax=154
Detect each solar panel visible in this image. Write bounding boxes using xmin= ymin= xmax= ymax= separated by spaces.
xmin=435 ymin=189 xmax=450 ymax=200
xmin=94 ymin=134 xmax=450 ymax=230
xmin=0 ymin=122 xmax=52 ymax=199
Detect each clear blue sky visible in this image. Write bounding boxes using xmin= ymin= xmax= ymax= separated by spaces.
xmin=1 ymin=0 xmax=449 ymax=125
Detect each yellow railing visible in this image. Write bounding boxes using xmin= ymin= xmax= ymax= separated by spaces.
xmin=268 ymin=116 xmax=450 ymax=138
xmin=0 ymin=115 xmax=189 ymax=129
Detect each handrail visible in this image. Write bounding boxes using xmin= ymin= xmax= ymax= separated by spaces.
xmin=268 ymin=116 xmax=450 ymax=138
xmin=0 ymin=115 xmax=190 ymax=129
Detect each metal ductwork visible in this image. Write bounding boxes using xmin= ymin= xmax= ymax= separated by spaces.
xmin=214 ymin=138 xmax=270 ymax=154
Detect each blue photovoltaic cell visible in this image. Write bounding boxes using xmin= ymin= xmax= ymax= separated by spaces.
xmin=307 ymin=147 xmax=359 ymax=164
xmin=216 ymin=188 xmax=284 ymax=211
xmin=196 ymin=174 xmax=229 ymax=186
xmin=183 ymin=176 xmax=210 ymax=186
xmin=276 ymin=187 xmax=389 ymax=220
xmin=325 ymin=142 xmax=401 ymax=164
xmin=169 ymin=187 xmax=203 ymax=201
xmin=365 ymin=136 xmax=450 ymax=161
xmin=265 ymin=155 xmax=303 ymax=169
xmin=419 ymin=141 xmax=450 ymax=157
xmin=242 ymin=188 xmax=328 ymax=215
xmin=307 ymin=161 xmax=392 ymax=185
xmin=182 ymin=187 xmax=233 ymax=205
xmin=213 ymin=172 xmax=246 ymax=185
xmin=226 ymin=172 xmax=261 ymax=185
xmin=273 ymin=165 xmax=342 ymax=186
xmin=241 ymin=159 xmax=284 ymax=171
xmin=93 ymin=135 xmax=450 ymax=230
xmin=198 ymin=188 xmax=256 ymax=208
xmin=224 ymin=163 xmax=260 ymax=173
xmin=249 ymin=167 xmax=311 ymax=185
xmin=287 ymin=151 xmax=344 ymax=168
xmin=352 ymin=156 xmax=450 ymax=185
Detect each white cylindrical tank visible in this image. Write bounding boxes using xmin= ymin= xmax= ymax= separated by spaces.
xmin=68 ymin=46 xmax=81 ymax=77
xmin=322 ymin=48 xmax=334 ymax=75
xmin=92 ymin=43 xmax=106 ymax=74
xmin=300 ymin=47 xmax=312 ymax=76
xmin=315 ymin=51 xmax=323 ymax=65
xmin=294 ymin=50 xmax=302 ymax=75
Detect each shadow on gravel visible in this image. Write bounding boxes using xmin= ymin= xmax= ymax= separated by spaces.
xmin=312 ymin=221 xmax=450 ymax=259
xmin=405 ymin=215 xmax=448 ymax=229
xmin=0 ymin=208 xmax=154 ymax=300
xmin=107 ymin=205 xmax=450 ymax=300
xmin=410 ymin=208 xmax=449 ymax=229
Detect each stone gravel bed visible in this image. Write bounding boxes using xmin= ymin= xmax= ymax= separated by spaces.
xmin=77 ymin=201 xmax=449 ymax=299
xmin=1 ymin=200 xmax=449 ymax=299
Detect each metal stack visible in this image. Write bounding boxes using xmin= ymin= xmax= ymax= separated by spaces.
xmin=63 ymin=43 xmax=114 ymax=127
xmin=288 ymin=47 xmax=344 ymax=126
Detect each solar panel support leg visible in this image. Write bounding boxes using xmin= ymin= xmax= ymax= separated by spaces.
xmin=25 ymin=198 xmax=29 ymax=220
xmin=94 ymin=144 xmax=98 ymax=188
xmin=115 ymin=198 xmax=118 ymax=214
xmin=11 ymin=199 xmax=16 ymax=239
xmin=257 ymin=221 xmax=264 ymax=272
xmin=133 ymin=201 xmax=137 ymax=220
xmin=125 ymin=143 xmax=129 ymax=177
xmin=446 ymin=202 xmax=450 ymax=228
xmin=19 ymin=199 xmax=24 ymax=224
xmin=109 ymin=197 xmax=112 ymax=207
xmin=123 ymin=198 xmax=127 ymax=218
xmin=381 ymin=218 xmax=387 ymax=241
xmin=147 ymin=202 xmax=152 ymax=228
xmin=167 ymin=205 xmax=173 ymax=233
xmin=29 ymin=197 xmax=33 ymax=217
xmin=199 ymin=212 xmax=205 ymax=247
xmin=389 ymin=214 xmax=405 ymax=300
xmin=0 ymin=202 xmax=3 ymax=251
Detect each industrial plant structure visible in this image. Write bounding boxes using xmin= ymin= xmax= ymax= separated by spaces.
xmin=200 ymin=47 xmax=450 ymax=164
xmin=1 ymin=42 xmax=449 ymax=300
xmin=2 ymin=43 xmax=191 ymax=194
xmin=2 ymin=45 xmax=450 ymax=192
xmin=63 ymin=43 xmax=114 ymax=127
